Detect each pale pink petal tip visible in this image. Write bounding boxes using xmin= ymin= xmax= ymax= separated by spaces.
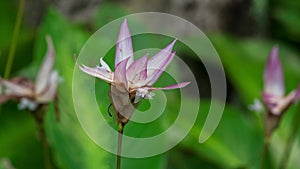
xmin=35 ymin=36 xmax=55 ymax=95
xmin=115 ymin=19 xmax=134 ymax=67
xmin=37 ymin=71 xmax=58 ymax=103
xmin=45 ymin=35 xmax=54 ymax=61
xmin=146 ymin=51 xmax=176 ymax=86
xmin=263 ymin=45 xmax=285 ymax=97
xmin=168 ymin=39 xmax=177 ymax=50
xmin=293 ymin=84 xmax=300 ymax=102
xmin=79 ymin=64 xmax=113 ymax=83
xmin=160 ymin=82 xmax=190 ymax=90
xmin=74 ymin=53 xmax=77 ymax=62
xmin=1 ymin=79 xmax=32 ymax=96
xmin=149 ymin=81 xmax=190 ymax=91
xmin=158 ymin=39 xmax=177 ymax=54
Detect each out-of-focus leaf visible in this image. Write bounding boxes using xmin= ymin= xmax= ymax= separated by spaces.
xmin=176 ymin=100 xmax=262 ymax=169
xmin=273 ymin=7 xmax=300 ymax=43
xmin=92 ymin=2 xmax=129 ymax=29
xmin=271 ymin=0 xmax=300 ymax=44
xmin=167 ymin=148 xmax=222 ymax=169
xmin=269 ymin=104 xmax=300 ymax=169
xmin=0 ymin=103 xmax=44 ymax=169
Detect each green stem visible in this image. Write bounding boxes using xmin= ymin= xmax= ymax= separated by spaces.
xmin=278 ymin=109 xmax=300 ymax=169
xmin=4 ymin=0 xmax=25 ymax=78
xmin=260 ymin=136 xmax=270 ymax=169
xmin=32 ymin=106 xmax=53 ymax=169
xmin=117 ymin=123 xmax=124 ymax=169
xmin=38 ymin=117 xmax=52 ymax=169
xmin=0 ymin=0 xmax=25 ymax=117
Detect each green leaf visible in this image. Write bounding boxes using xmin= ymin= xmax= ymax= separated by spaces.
xmin=0 ymin=104 xmax=44 ymax=169
xmin=176 ymin=100 xmax=262 ymax=168
xmin=92 ymin=2 xmax=129 ymax=29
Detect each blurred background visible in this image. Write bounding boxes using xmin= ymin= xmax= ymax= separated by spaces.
xmin=1 ymin=0 xmax=300 ymax=169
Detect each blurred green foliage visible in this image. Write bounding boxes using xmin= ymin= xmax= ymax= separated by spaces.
xmin=272 ymin=0 xmax=300 ymax=44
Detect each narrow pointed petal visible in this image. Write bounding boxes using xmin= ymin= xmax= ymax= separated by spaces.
xmin=146 ymin=52 xmax=176 ymax=86
xmin=36 ymin=35 xmax=55 ymax=95
xmin=115 ymin=19 xmax=134 ymax=68
xmin=263 ymin=45 xmax=285 ymax=97
xmin=293 ymin=84 xmax=300 ymax=102
xmin=149 ymin=82 xmax=190 ymax=91
xmin=114 ymin=57 xmax=129 ymax=89
xmin=0 ymin=79 xmax=32 ymax=96
xmin=126 ymin=54 xmax=148 ymax=83
xmin=37 ymin=71 xmax=58 ymax=103
xmin=147 ymin=40 xmax=176 ymax=72
xmin=79 ymin=64 xmax=113 ymax=83
xmin=74 ymin=53 xmax=77 ymax=62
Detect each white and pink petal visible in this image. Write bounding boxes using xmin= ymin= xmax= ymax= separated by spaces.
xmin=0 ymin=79 xmax=33 ymax=97
xmin=126 ymin=54 xmax=148 ymax=84
xmin=36 ymin=71 xmax=58 ymax=103
xmin=293 ymin=84 xmax=300 ymax=102
xmin=149 ymin=82 xmax=190 ymax=91
xmin=114 ymin=57 xmax=129 ymax=89
xmin=263 ymin=45 xmax=285 ymax=97
xmin=36 ymin=35 xmax=55 ymax=95
xmin=115 ymin=19 xmax=134 ymax=68
xmin=147 ymin=40 xmax=176 ymax=85
xmin=146 ymin=51 xmax=176 ymax=86
xmin=79 ymin=64 xmax=113 ymax=83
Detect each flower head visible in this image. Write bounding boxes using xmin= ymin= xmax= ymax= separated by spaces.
xmin=77 ymin=19 xmax=190 ymax=124
xmin=262 ymin=45 xmax=300 ymax=116
xmin=261 ymin=45 xmax=300 ymax=137
xmin=0 ymin=36 xmax=59 ymax=111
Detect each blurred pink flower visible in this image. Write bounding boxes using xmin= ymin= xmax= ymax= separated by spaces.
xmin=0 ymin=36 xmax=59 ymax=111
xmin=77 ymin=19 xmax=190 ymax=124
xmin=263 ymin=45 xmax=300 ymax=116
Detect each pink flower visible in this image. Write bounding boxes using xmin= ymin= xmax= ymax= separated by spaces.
xmin=77 ymin=19 xmax=190 ymax=124
xmin=0 ymin=36 xmax=59 ymax=111
xmin=263 ymin=45 xmax=300 ymax=116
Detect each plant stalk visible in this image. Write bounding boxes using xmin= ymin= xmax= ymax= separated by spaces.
xmin=278 ymin=108 xmax=300 ymax=169
xmin=4 ymin=0 xmax=25 ymax=78
xmin=117 ymin=123 xmax=124 ymax=169
xmin=0 ymin=0 xmax=25 ymax=117
xmin=260 ymin=135 xmax=270 ymax=169
xmin=32 ymin=106 xmax=53 ymax=169
xmin=38 ymin=116 xmax=52 ymax=169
